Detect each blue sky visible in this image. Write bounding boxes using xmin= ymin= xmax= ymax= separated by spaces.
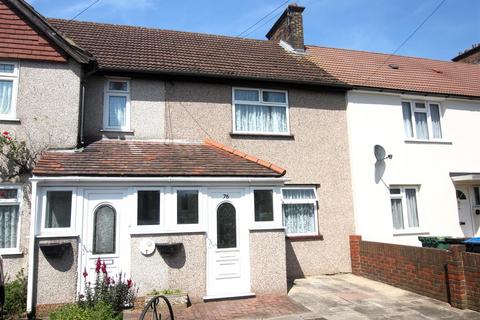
xmin=27 ymin=0 xmax=479 ymax=61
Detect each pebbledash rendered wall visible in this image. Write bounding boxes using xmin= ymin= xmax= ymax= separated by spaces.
xmin=165 ymin=81 xmax=355 ymax=278
xmin=0 ymin=60 xmax=82 ymax=278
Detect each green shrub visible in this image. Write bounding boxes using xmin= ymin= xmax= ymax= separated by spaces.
xmin=49 ymin=302 xmax=121 ymax=320
xmin=3 ymin=269 xmax=27 ymax=319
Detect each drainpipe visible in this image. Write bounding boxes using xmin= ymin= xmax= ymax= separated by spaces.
xmin=26 ymin=180 xmax=38 ymax=315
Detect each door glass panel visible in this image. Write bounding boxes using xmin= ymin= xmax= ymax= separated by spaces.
xmin=93 ymin=205 xmax=116 ymax=254
xmin=217 ymin=203 xmax=236 ymax=249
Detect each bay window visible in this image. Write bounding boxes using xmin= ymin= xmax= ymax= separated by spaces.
xmin=0 ymin=186 xmax=21 ymax=253
xmin=282 ymin=187 xmax=318 ymax=236
xmin=254 ymin=189 xmax=274 ymax=222
xmin=402 ymin=101 xmax=443 ymax=140
xmin=233 ymin=88 xmax=289 ymax=134
xmin=104 ymin=79 xmax=130 ymax=130
xmin=177 ymin=190 xmax=199 ymax=224
xmin=137 ymin=190 xmax=160 ymax=225
xmin=0 ymin=62 xmax=18 ymax=120
xmin=390 ymin=186 xmax=420 ymax=232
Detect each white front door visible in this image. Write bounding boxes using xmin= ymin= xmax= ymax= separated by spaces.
xmin=456 ymin=187 xmax=474 ymax=237
xmin=80 ymin=189 xmax=130 ymax=288
xmin=206 ymin=189 xmax=251 ymax=299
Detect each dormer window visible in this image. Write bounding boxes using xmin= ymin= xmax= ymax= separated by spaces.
xmin=0 ymin=62 xmax=19 ymax=120
xmin=103 ymin=79 xmax=130 ymax=131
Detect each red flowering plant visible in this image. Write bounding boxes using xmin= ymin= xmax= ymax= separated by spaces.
xmin=0 ymin=131 xmax=36 ymax=178
xmin=79 ymin=258 xmax=137 ymax=313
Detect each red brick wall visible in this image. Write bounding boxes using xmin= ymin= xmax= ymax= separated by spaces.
xmin=0 ymin=1 xmax=66 ymax=62
xmin=464 ymin=252 xmax=480 ymax=312
xmin=349 ymin=236 xmax=480 ymax=312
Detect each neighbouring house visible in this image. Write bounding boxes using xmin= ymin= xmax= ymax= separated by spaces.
xmin=308 ymin=45 xmax=480 ymax=246
xmin=0 ymin=0 xmax=93 ymax=298
xmin=452 ymin=43 xmax=480 ymax=64
xmin=1 ymin=1 xmax=357 ymax=314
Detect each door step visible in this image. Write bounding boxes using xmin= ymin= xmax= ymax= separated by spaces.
xmin=203 ymin=292 xmax=255 ymax=301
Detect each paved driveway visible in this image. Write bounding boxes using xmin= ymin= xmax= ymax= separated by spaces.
xmin=279 ymin=274 xmax=480 ymax=320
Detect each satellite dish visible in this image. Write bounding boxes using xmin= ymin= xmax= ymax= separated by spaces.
xmin=139 ymin=239 xmax=156 ymax=256
xmin=374 ymin=145 xmax=392 ymax=161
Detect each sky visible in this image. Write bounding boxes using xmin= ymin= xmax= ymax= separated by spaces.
xmin=27 ymin=0 xmax=480 ymax=61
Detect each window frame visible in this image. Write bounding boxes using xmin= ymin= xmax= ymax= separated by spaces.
xmin=389 ymin=185 xmax=422 ymax=234
xmin=173 ymin=187 xmax=204 ymax=230
xmin=0 ymin=184 xmax=22 ymax=255
xmin=253 ymin=189 xmax=275 ymax=222
xmin=232 ymin=87 xmax=290 ymax=135
xmin=103 ymin=78 xmax=131 ymax=131
xmin=131 ymin=187 xmax=164 ymax=234
xmin=0 ymin=61 xmax=19 ymax=120
xmin=40 ymin=187 xmax=76 ymax=236
xmin=402 ymin=100 xmax=444 ymax=141
xmin=281 ymin=186 xmax=319 ymax=237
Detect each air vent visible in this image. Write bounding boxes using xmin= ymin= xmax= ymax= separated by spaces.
xmin=388 ymin=64 xmax=399 ymax=70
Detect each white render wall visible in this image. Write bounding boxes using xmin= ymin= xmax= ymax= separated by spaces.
xmin=347 ymin=91 xmax=480 ymax=246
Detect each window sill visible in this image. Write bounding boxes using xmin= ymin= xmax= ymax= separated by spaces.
xmin=404 ymin=139 xmax=452 ymax=145
xmin=249 ymin=226 xmax=285 ymax=231
xmin=0 ymin=249 xmax=23 ymax=256
xmin=0 ymin=118 xmax=20 ymax=123
xmin=130 ymin=228 xmax=206 ymax=235
xmin=230 ymin=132 xmax=294 ymax=140
xmin=286 ymin=234 xmax=323 ymax=241
xmin=393 ymin=230 xmax=429 ymax=236
xmin=37 ymin=233 xmax=79 ymax=239
xmin=100 ymin=129 xmax=135 ymax=134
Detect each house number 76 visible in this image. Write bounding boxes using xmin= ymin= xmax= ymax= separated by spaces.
xmin=223 ymin=194 xmax=229 ymax=199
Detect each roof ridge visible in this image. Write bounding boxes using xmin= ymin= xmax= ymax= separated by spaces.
xmin=47 ymin=18 xmax=271 ymax=44
xmin=306 ymin=44 xmax=478 ymax=67
xmin=204 ymin=139 xmax=286 ymax=176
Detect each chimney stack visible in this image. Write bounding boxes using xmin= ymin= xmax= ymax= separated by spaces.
xmin=266 ymin=3 xmax=305 ymax=52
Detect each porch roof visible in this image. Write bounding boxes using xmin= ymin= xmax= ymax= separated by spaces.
xmin=33 ymin=139 xmax=286 ymax=178
xmin=450 ymin=172 xmax=480 ymax=183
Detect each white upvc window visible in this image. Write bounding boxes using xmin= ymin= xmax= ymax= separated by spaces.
xmin=232 ymin=87 xmax=289 ymax=135
xmin=389 ymin=186 xmax=420 ymax=232
xmin=281 ymin=186 xmax=318 ymax=236
xmin=131 ymin=187 xmax=164 ymax=234
xmin=0 ymin=185 xmax=22 ymax=254
xmin=103 ymin=79 xmax=131 ymax=131
xmin=0 ymin=62 xmax=19 ymax=120
xmin=40 ymin=187 xmax=76 ymax=236
xmin=402 ymin=101 xmax=443 ymax=140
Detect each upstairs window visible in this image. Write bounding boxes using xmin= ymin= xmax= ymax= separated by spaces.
xmin=104 ymin=79 xmax=130 ymax=130
xmin=0 ymin=186 xmax=21 ymax=253
xmin=0 ymin=62 xmax=18 ymax=119
xmin=233 ymin=88 xmax=289 ymax=134
xmin=389 ymin=186 xmax=420 ymax=232
xmin=402 ymin=101 xmax=442 ymax=140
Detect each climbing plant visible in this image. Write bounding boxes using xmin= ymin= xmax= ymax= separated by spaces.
xmin=0 ymin=131 xmax=36 ymax=179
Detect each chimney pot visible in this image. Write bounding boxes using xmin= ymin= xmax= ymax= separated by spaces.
xmin=266 ymin=4 xmax=305 ymax=52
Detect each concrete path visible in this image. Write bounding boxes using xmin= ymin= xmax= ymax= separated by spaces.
xmin=277 ymin=274 xmax=480 ymax=320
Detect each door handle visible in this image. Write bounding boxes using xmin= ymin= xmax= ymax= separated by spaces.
xmin=460 ymin=222 xmax=466 ymax=225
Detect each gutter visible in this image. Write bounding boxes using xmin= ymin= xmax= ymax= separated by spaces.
xmin=30 ymin=176 xmax=289 ymax=184
xmin=26 ymin=180 xmax=38 ymax=315
xmin=351 ymin=86 xmax=480 ymax=101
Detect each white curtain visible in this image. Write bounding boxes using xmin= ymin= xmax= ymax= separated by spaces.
xmin=235 ymin=104 xmax=287 ymax=133
xmin=401 ymin=102 xmax=413 ymax=137
xmin=283 ymin=204 xmax=315 ymax=234
xmin=0 ymin=205 xmax=19 ymax=249
xmin=430 ymin=104 xmax=442 ymax=138
xmin=414 ymin=112 xmax=429 ymax=139
xmin=390 ymin=199 xmax=404 ymax=230
xmin=0 ymin=80 xmax=13 ymax=115
xmin=282 ymin=189 xmax=316 ymax=200
xmin=108 ymin=96 xmax=126 ymax=127
xmin=405 ymin=189 xmax=419 ymax=228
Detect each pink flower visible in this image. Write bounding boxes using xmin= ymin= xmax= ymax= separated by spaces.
xmin=95 ymin=258 xmax=102 ymax=273
xmin=82 ymin=268 xmax=88 ymax=278
xmin=101 ymin=262 xmax=107 ymax=274
xmin=2 ymin=131 xmax=9 ymax=136
xmin=105 ymin=276 xmax=111 ymax=284
xmin=79 ymin=294 xmax=84 ymax=299
xmin=127 ymin=279 xmax=133 ymax=288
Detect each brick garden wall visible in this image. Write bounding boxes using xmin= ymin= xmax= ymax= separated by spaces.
xmin=350 ymin=235 xmax=480 ymax=312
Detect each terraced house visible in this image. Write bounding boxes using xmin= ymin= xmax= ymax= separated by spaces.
xmin=1 ymin=0 xmax=479 ymax=316
xmin=0 ymin=0 xmax=355 ymax=314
